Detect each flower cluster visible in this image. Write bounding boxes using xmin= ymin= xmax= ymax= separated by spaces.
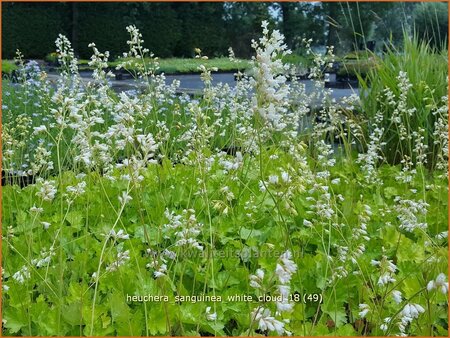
xmin=163 ymin=209 xmax=204 ymax=251
xmin=250 ymin=250 xmax=297 ymax=336
xmin=105 ymin=249 xmax=130 ymax=272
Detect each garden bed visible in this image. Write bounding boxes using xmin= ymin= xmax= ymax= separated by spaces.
xmin=2 ymin=23 xmax=448 ymax=337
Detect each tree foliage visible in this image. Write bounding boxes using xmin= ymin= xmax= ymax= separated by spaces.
xmin=413 ymin=2 xmax=448 ymax=50
xmin=2 ymin=2 xmax=445 ymax=59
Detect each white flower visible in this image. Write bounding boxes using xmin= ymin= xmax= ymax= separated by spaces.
xmin=435 ymin=231 xmax=448 ymax=240
xmin=303 ymin=219 xmax=313 ymax=227
xmin=41 ymin=221 xmax=51 ymax=230
xmin=12 ymin=266 xmax=30 ymax=284
xmin=36 ymin=180 xmax=57 ymax=201
xmin=118 ymin=191 xmax=132 ymax=205
xmin=427 ymin=273 xmax=448 ymax=294
xmin=392 ymin=290 xmax=402 ymax=304
xmin=31 ymin=247 xmax=55 ymax=268
xmin=276 ymin=285 xmax=293 ymax=313
xmin=278 ymin=284 xmax=290 ymax=298
xmin=153 ymin=264 xmax=167 ymax=278
xmin=108 ymin=229 xmax=130 ymax=240
xmin=250 ymin=269 xmax=265 ymax=289
xmin=106 ymin=249 xmax=130 ymax=272
xmin=378 ymin=273 xmax=396 ymax=286
xmin=275 ymin=250 xmax=297 ymax=284
xmin=252 ymin=307 xmax=285 ymax=335
xmin=162 ymin=249 xmax=176 ymax=260
xmin=268 ymin=175 xmax=279 ymax=185
xmin=380 ymin=317 xmax=391 ymax=332
xmin=358 ymin=303 xmax=370 ymax=318
xmin=331 ymin=178 xmax=340 ymax=185
xmin=205 ymin=306 xmax=217 ymax=321
xmin=276 ymin=299 xmax=294 ymax=313
xmin=66 ymin=181 xmax=87 ymax=196
xmin=281 ymin=171 xmax=291 ymax=183
xmin=258 ymin=180 xmax=267 ymax=192
xmin=33 ymin=125 xmax=47 ymax=134
xmin=401 ymin=303 xmax=425 ymax=319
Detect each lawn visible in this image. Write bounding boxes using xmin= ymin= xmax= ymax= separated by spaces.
xmin=77 ymin=57 xmax=251 ymax=74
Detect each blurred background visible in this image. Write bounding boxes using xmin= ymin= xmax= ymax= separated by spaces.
xmin=2 ymin=1 xmax=448 ymax=60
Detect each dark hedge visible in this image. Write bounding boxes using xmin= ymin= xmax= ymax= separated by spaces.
xmin=2 ymin=3 xmax=71 ymax=59
xmin=2 ymin=2 xmax=230 ymax=60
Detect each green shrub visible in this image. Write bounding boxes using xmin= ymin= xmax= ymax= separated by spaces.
xmin=337 ymin=58 xmax=377 ymax=78
xmin=44 ymin=53 xmax=58 ymax=64
xmin=342 ymin=50 xmax=371 ymax=60
xmin=2 ymin=60 xmax=18 ymax=74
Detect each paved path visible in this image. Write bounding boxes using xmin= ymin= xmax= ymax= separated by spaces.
xmin=164 ymin=73 xmax=359 ymax=100
xmin=42 ymin=71 xmax=360 ymax=103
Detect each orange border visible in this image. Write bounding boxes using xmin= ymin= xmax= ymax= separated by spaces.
xmin=0 ymin=1 xmax=448 ymax=338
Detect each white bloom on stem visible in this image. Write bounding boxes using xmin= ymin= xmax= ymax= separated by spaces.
xmin=380 ymin=317 xmax=391 ymax=332
xmin=205 ymin=306 xmax=217 ymax=321
xmin=33 ymin=125 xmax=47 ymax=134
xmin=153 ymin=264 xmax=167 ymax=278
xmin=358 ymin=303 xmax=370 ymax=318
xmin=41 ymin=221 xmax=51 ymax=230
xmin=252 ymin=307 xmax=285 ymax=335
xmin=427 ymin=273 xmax=448 ymax=294
xmin=268 ymin=175 xmax=279 ymax=185
xmin=401 ymin=303 xmax=425 ymax=319
xmin=331 ymin=178 xmax=340 ymax=185
xmin=12 ymin=265 xmax=30 ymax=284
xmin=276 ymin=299 xmax=294 ymax=313
xmin=275 ymin=250 xmax=297 ymax=284
xmin=106 ymin=249 xmax=130 ymax=272
xmin=378 ymin=273 xmax=396 ymax=286
xmin=303 ymin=219 xmax=313 ymax=227
xmin=276 ymin=285 xmax=294 ymax=313
xmin=392 ymin=290 xmax=402 ymax=304
xmin=281 ymin=171 xmax=291 ymax=183
xmin=250 ymin=269 xmax=265 ymax=289
xmin=118 ymin=191 xmax=132 ymax=205
xmin=66 ymin=181 xmax=87 ymax=196
xmin=435 ymin=231 xmax=448 ymax=240
xmin=36 ymin=180 xmax=57 ymax=201
xmin=30 ymin=205 xmax=44 ymax=213
xmin=108 ymin=229 xmax=130 ymax=240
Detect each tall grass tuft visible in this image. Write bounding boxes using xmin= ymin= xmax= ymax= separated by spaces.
xmin=358 ymin=32 xmax=448 ymax=169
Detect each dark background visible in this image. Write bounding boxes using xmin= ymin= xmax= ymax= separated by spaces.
xmin=2 ymin=2 xmax=448 ymax=59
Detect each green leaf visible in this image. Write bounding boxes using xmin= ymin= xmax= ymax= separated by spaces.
xmin=62 ymin=302 xmax=83 ymax=326
xmin=3 ymin=307 xmax=28 ymax=334
xmin=66 ymin=211 xmax=84 ymax=230
xmin=397 ymin=236 xmax=425 ymax=263
xmin=337 ymin=323 xmax=357 ymax=335
xmin=109 ymin=292 xmax=131 ymax=323
xmin=147 ymin=303 xmax=168 ymax=335
xmin=384 ymin=186 xmax=399 ymax=199
xmin=239 ymin=227 xmax=262 ymax=240
xmin=134 ymin=224 xmax=160 ymax=245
